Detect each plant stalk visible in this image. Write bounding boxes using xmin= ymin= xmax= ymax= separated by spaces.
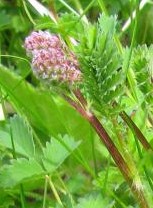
xmin=112 ymin=101 xmax=152 ymax=151
xmin=64 ymin=90 xmax=149 ymax=208
xmin=46 ymin=175 xmax=64 ymax=207
xmin=120 ymin=111 xmax=152 ymax=151
xmin=43 ymin=176 xmax=48 ymax=208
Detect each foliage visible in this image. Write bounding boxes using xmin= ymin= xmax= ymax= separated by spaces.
xmin=0 ymin=158 xmax=44 ymax=188
xmin=77 ymin=15 xmax=124 ymax=115
xmin=42 ymin=135 xmax=81 ymax=172
xmin=0 ymin=0 xmax=153 ymax=207
xmin=76 ymin=192 xmax=110 ymax=208
xmin=130 ymin=45 xmax=153 ymax=106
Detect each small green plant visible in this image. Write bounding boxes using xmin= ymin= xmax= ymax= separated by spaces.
xmin=0 ymin=0 xmax=153 ymax=207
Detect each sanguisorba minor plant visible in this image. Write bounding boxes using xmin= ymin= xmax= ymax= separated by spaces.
xmin=0 ymin=2 xmax=153 ymax=207
xmin=22 ymin=14 xmax=153 ymax=207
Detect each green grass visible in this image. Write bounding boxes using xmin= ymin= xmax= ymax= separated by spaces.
xmin=0 ymin=0 xmax=153 ymax=207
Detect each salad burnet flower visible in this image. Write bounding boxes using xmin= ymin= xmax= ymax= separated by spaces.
xmin=24 ymin=31 xmax=81 ymax=84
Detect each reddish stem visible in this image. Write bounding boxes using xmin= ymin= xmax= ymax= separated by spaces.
xmin=73 ymin=89 xmax=87 ymax=108
xmin=64 ymin=93 xmax=130 ymax=179
xmin=63 ymin=91 xmax=149 ymax=208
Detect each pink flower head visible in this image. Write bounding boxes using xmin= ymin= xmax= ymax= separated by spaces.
xmin=24 ymin=31 xmax=81 ymax=84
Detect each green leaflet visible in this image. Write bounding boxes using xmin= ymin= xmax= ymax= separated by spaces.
xmin=10 ymin=115 xmax=35 ymax=157
xmin=42 ymin=135 xmax=81 ymax=172
xmin=0 ymin=158 xmax=44 ymax=188
xmin=0 ymin=134 xmax=80 ymax=188
xmin=77 ymin=15 xmax=124 ymax=115
xmin=0 ymin=115 xmax=35 ymax=157
xmin=130 ymin=45 xmax=153 ymax=105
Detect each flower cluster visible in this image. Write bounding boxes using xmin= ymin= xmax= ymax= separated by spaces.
xmin=24 ymin=31 xmax=81 ymax=84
